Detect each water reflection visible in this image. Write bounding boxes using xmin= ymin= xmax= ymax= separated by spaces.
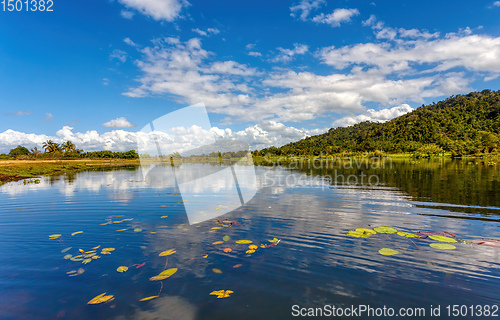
xmin=0 ymin=161 xmax=499 ymax=319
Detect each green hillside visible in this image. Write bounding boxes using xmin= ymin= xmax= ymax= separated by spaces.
xmin=255 ymin=89 xmax=500 ymax=157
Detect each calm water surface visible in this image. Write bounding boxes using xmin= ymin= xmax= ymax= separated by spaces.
xmin=0 ymin=159 xmax=499 ymax=320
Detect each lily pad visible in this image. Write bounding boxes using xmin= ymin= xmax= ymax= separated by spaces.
xmin=134 ymin=228 xmax=143 ymax=232
xmin=378 ymin=248 xmax=401 ymax=256
xmin=236 ymin=240 xmax=252 ymax=244
xmin=347 ymin=231 xmax=370 ymax=238
xmin=117 ymin=266 xmax=128 ymax=273
xmin=373 ymin=226 xmax=398 ymax=234
xmin=355 ymin=228 xmax=377 ymax=235
xmin=159 ymin=249 xmax=176 ymax=256
xmin=430 ymin=243 xmax=456 ymax=250
xmin=222 ymin=235 xmax=230 ymax=242
xmin=397 ymin=232 xmax=419 ymax=238
xmin=428 ymin=235 xmax=457 ymax=243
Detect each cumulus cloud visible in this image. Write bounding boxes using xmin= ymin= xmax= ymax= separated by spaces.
xmin=102 ymin=117 xmax=136 ymax=128
xmin=0 ymin=122 xmax=327 ymax=154
xmin=290 ymin=0 xmax=325 ymax=21
xmin=332 ymin=104 xmax=414 ymax=127
xmin=312 ymin=8 xmax=359 ymax=27
xmin=120 ymin=10 xmax=134 ymax=19
xmin=192 ymin=28 xmax=220 ymax=37
xmin=272 ymin=43 xmax=309 ymax=62
xmin=3 ymin=110 xmax=32 ymax=116
xmin=493 ymin=1 xmax=500 ymax=6
xmin=118 ymin=0 xmax=189 ymax=21
xmin=110 ymin=49 xmax=127 ymax=63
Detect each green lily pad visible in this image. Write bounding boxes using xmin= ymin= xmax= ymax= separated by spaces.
xmin=134 ymin=228 xmax=143 ymax=232
xmin=373 ymin=226 xmax=398 ymax=234
xmin=347 ymin=231 xmax=370 ymax=238
xmin=379 ymin=248 xmax=401 ymax=256
xmin=223 ymin=235 xmax=230 ymax=242
xmin=428 ymin=235 xmax=457 ymax=243
xmin=430 ymin=243 xmax=456 ymax=250
xmin=397 ymin=232 xmax=419 ymax=238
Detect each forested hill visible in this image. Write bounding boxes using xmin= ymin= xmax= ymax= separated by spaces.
xmin=255 ymin=89 xmax=500 ymax=157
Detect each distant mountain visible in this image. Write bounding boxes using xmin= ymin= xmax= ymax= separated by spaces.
xmin=255 ymin=89 xmax=500 ymax=157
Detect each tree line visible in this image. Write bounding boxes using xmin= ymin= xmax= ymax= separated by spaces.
xmin=2 ymin=140 xmax=139 ymax=160
xmin=254 ymin=89 xmax=500 ymax=158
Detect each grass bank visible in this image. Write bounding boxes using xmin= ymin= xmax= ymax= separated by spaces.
xmin=0 ymin=159 xmax=140 ymax=186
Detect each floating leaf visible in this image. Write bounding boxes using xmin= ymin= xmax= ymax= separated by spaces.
xmin=159 ymin=249 xmax=176 ymax=256
xmin=102 ymin=248 xmax=115 ymax=252
xmin=150 ymin=232 xmax=156 ymax=234
xmin=136 ymin=262 xmax=146 ymax=269
xmin=149 ymin=268 xmax=178 ymax=281
xmin=236 ymin=240 xmax=252 ymax=244
xmin=92 ymin=245 xmax=100 ymax=250
xmin=101 ymin=251 xmax=111 ymax=255
xmin=49 ymin=234 xmax=61 ymax=240
xmin=430 ymin=243 xmax=456 ymax=250
xmin=63 ymin=254 xmax=73 ymax=260
xmin=246 ymin=249 xmax=255 ymax=254
xmin=373 ymin=226 xmax=398 ymax=234
xmin=122 ymin=218 xmax=133 ymax=221
xmin=212 ymin=241 xmax=224 ymax=245
xmin=134 ymin=228 xmax=143 ymax=232
xmin=222 ymin=236 xmax=230 ymax=242
xmin=429 ymin=235 xmax=457 ymax=243
xmin=116 ymin=229 xmax=128 ymax=232
xmin=397 ymin=232 xmax=419 ymax=238
xmin=84 ymin=253 xmax=96 ymax=258
xmin=77 ymin=268 xmax=85 ymax=275
xmin=347 ymin=231 xmax=369 ymax=238
xmin=248 ymin=245 xmax=258 ymax=250
xmin=233 ymin=264 xmax=242 ymax=268
xmin=379 ymin=248 xmax=401 ymax=256
xmin=82 ymin=258 xmax=92 ymax=264
xmin=71 ymin=231 xmax=83 ymax=236
xmin=87 ymin=293 xmax=115 ymax=305
xmin=70 ymin=257 xmax=84 ymax=262
xmin=117 ymin=266 xmax=128 ymax=273
xmin=79 ymin=249 xmax=84 ymax=253
xmin=417 ymin=231 xmax=456 ymax=237
xmin=139 ymin=296 xmax=158 ymax=301
xmin=223 ymin=248 xmax=233 ymax=253
xmin=67 ymin=270 xmax=76 ymax=274
xmin=209 ymin=290 xmax=233 ymax=298
xmin=92 ymin=255 xmax=100 ymax=259
xmin=211 ymin=227 xmax=222 ymax=230
xmin=355 ymin=228 xmax=377 ymax=235
xmin=212 ymin=268 xmax=222 ymax=274
xmin=85 ymin=250 xmax=96 ymax=254
xmin=202 ymin=254 xmax=208 ymax=258
xmin=158 ymin=268 xmax=178 ymax=277
xmin=61 ymin=247 xmax=72 ymax=253
xmin=161 ymin=215 xmax=168 ymax=218
xmin=268 ymin=238 xmax=279 ymax=243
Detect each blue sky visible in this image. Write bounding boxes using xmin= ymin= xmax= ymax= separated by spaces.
xmin=1 ymin=0 xmax=500 ymax=152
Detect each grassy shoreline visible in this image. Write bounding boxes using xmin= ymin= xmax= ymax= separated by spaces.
xmin=0 ymin=159 xmax=140 ymax=185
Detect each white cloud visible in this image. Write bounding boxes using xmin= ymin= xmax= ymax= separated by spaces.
xmin=3 ymin=110 xmax=32 ymax=116
xmin=118 ymin=0 xmax=189 ymax=21
xmin=332 ymin=104 xmax=414 ymax=127
xmin=102 ymin=117 xmax=136 ymax=128
xmin=103 ymin=78 xmax=109 ymax=86
xmin=192 ymin=27 xmax=220 ymax=37
xmin=120 ymin=10 xmax=134 ymax=19
xmin=290 ymin=0 xmax=325 ymax=21
xmin=312 ymin=8 xmax=359 ymax=27
xmin=248 ymin=51 xmax=262 ymax=57
xmin=44 ymin=113 xmax=54 ymax=122
xmin=124 ymin=37 xmax=137 ymax=46
xmin=493 ymin=1 xmax=500 ymax=6
xmin=319 ymin=33 xmax=500 ymax=75
xmin=110 ymin=49 xmax=127 ymax=63
xmin=0 ymin=122 xmax=327 ymax=154
xmin=272 ymin=43 xmax=309 ymax=62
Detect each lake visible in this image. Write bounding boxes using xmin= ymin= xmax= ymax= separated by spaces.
xmin=0 ymin=158 xmax=499 ymax=319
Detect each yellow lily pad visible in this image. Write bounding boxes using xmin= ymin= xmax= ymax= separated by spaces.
xmin=428 ymin=235 xmax=457 ymax=243
xmin=236 ymin=240 xmax=252 ymax=244
xmin=379 ymin=248 xmax=401 ymax=256
xmin=117 ymin=266 xmax=128 ymax=273
xmin=373 ymin=226 xmax=398 ymax=234
xmin=430 ymin=243 xmax=456 ymax=250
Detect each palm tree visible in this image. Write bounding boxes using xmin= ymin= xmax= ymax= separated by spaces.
xmin=61 ymin=140 xmax=76 ymax=153
xmin=30 ymin=146 xmax=41 ymax=157
xmin=42 ymin=140 xmax=60 ymax=153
